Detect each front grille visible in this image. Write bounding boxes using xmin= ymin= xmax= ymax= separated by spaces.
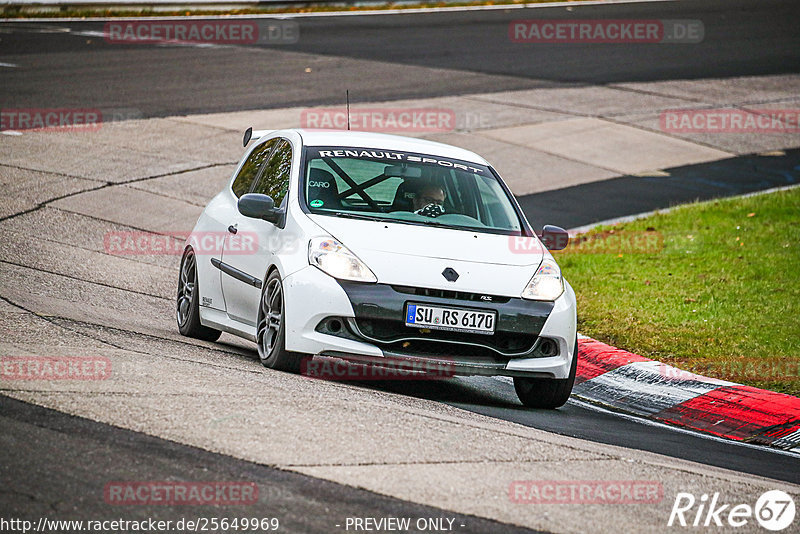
xmin=353 ymin=318 xmax=537 ymax=357
xmin=383 ymin=339 xmax=505 ymax=360
xmin=391 ymin=285 xmax=511 ymax=304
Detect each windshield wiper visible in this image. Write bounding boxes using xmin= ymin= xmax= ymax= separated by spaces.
xmin=332 ymin=212 xmax=386 ymax=222
xmin=332 ymin=212 xmax=490 ymax=232
xmin=420 ymin=219 xmax=448 ymax=227
xmin=418 ymin=219 xmax=494 ymax=233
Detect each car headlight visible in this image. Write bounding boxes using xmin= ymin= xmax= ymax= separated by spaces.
xmin=308 ymin=237 xmax=377 ymax=283
xmin=521 ymin=257 xmax=564 ymax=301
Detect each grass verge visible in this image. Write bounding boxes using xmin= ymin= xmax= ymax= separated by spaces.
xmin=556 ymin=187 xmax=800 ymax=396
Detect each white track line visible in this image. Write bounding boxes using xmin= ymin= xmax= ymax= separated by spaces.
xmin=0 ymin=0 xmax=679 ymax=22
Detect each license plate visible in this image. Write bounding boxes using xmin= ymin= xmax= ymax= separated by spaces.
xmin=405 ymin=303 xmax=496 ymax=335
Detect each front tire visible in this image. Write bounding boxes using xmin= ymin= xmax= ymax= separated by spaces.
xmin=257 ymin=270 xmax=302 ymax=372
xmin=513 ymin=336 xmax=578 ymax=409
xmin=177 ymin=248 xmax=222 ymax=342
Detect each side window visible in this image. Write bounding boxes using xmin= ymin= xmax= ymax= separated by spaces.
xmin=231 ymin=138 xmax=277 ymax=198
xmin=252 ymin=139 xmax=292 ymax=207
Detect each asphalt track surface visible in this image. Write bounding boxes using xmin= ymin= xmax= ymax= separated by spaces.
xmin=0 ymin=396 xmax=541 ymax=533
xmin=1 ymin=0 xmax=799 ymax=116
xmin=2 ymin=0 xmax=800 ymax=528
xmin=330 ymin=370 xmax=800 ymax=485
xmin=519 ymin=148 xmax=800 ymax=230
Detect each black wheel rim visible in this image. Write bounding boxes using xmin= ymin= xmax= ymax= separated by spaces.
xmin=258 ymin=277 xmax=282 ymax=360
xmin=176 ymin=250 xmax=196 ymax=327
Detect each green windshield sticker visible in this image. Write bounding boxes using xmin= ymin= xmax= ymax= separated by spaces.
xmin=309 ymin=199 xmax=324 ymax=208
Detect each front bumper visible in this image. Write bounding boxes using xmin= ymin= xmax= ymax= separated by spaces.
xmin=283 ymin=266 xmax=576 ymax=378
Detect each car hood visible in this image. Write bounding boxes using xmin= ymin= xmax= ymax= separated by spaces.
xmin=308 ymin=215 xmax=545 ymax=297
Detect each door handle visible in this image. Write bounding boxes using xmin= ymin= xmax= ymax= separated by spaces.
xmin=228 ymin=225 xmax=238 ymax=234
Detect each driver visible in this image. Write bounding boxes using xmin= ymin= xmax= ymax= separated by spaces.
xmin=412 ymin=182 xmax=446 ymax=217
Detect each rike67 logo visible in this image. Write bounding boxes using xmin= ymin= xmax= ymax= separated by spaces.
xmin=668 ymin=490 xmax=795 ymax=531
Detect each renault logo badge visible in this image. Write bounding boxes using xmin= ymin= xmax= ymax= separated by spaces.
xmin=442 ymin=268 xmax=459 ymax=282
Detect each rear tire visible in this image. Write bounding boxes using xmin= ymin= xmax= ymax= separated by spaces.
xmin=177 ymin=248 xmax=222 ymax=342
xmin=257 ymin=270 xmax=302 ymax=373
xmin=514 ymin=336 xmax=578 ymax=409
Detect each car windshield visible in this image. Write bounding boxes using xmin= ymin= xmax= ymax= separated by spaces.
xmin=302 ymin=146 xmax=523 ymax=234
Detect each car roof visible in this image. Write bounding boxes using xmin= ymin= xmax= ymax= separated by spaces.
xmin=273 ymin=129 xmax=490 ymax=166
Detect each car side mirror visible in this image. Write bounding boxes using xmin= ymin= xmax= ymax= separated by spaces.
xmin=538 ymin=225 xmax=569 ymax=251
xmin=238 ymin=193 xmax=281 ymax=224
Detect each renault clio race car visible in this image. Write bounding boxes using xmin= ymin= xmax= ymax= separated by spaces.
xmin=177 ymin=129 xmax=577 ymax=408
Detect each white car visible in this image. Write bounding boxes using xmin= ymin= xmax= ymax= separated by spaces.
xmin=177 ymin=128 xmax=577 ymax=408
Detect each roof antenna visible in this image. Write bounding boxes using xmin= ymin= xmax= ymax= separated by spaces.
xmin=346 ymin=90 xmax=350 ymax=131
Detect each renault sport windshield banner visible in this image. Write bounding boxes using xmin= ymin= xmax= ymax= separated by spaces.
xmin=305 ymin=147 xmax=488 ymax=174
